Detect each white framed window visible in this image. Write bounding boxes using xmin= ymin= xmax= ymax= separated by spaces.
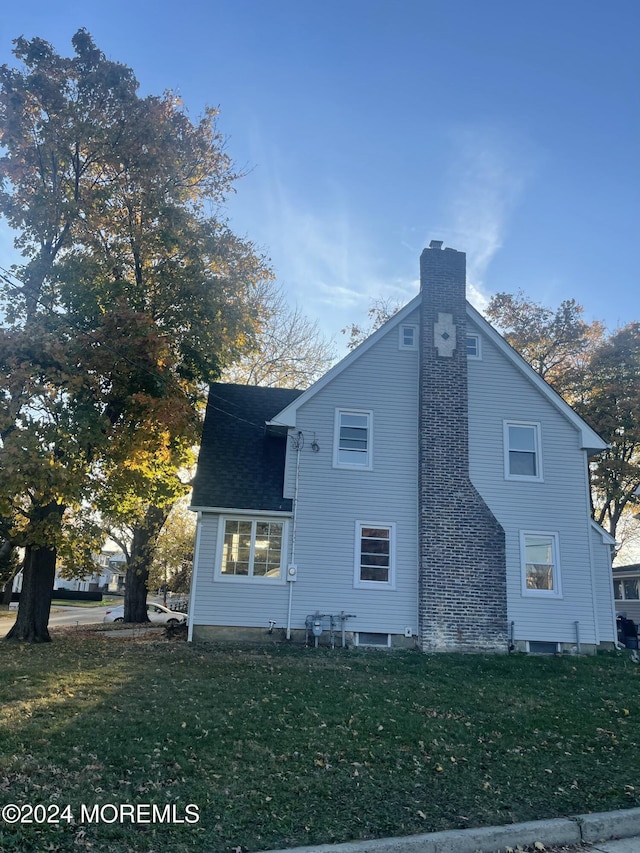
xmin=354 ymin=521 xmax=396 ymax=589
xmin=615 ymin=577 xmax=640 ymax=600
xmin=399 ymin=324 xmax=418 ymax=350
xmin=504 ymin=421 xmax=542 ymax=481
xmin=334 ymin=409 xmax=372 ymax=469
xmin=466 ymin=333 xmax=481 ymax=359
xmin=216 ymin=517 xmax=286 ymax=582
xmin=520 ymin=531 xmax=562 ymax=597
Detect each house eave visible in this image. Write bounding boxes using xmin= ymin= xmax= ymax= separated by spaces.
xmin=189 ymin=505 xmax=293 ymax=517
xmin=466 ymin=304 xmax=608 ymax=454
xmin=268 ymin=295 xmax=422 ymax=427
xmin=269 ymin=296 xmax=608 ymax=454
xmin=590 ymin=519 xmax=617 ymax=546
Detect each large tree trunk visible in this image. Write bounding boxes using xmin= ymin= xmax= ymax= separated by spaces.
xmin=124 ymin=505 xmax=170 ymax=622
xmin=0 ymin=541 xmax=19 ymax=606
xmin=5 ymin=545 xmax=57 ymax=642
xmin=5 ymin=503 xmax=64 ymax=642
xmin=1 ymin=582 xmax=13 ymax=607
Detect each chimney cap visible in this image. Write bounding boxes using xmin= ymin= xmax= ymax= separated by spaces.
xmin=429 ymin=240 xmax=444 ymax=250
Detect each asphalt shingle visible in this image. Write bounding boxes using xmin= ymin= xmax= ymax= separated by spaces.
xmin=191 ymin=383 xmax=303 ymax=512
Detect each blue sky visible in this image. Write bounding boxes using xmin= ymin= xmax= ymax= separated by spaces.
xmin=1 ymin=0 xmax=638 ymax=351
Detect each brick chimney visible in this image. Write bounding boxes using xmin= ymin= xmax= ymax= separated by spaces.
xmin=418 ymin=241 xmax=507 ymax=651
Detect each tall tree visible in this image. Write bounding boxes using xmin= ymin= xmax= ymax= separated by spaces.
xmin=485 ymin=290 xmax=605 ymax=396
xmin=145 ymin=500 xmax=196 ymax=597
xmin=341 ymin=296 xmax=402 ymax=352
xmin=223 ymin=282 xmax=336 ymax=388
xmin=0 ymin=31 xmax=271 ymax=640
xmin=573 ymin=323 xmax=640 ymax=544
xmin=486 ymin=292 xmax=639 ymax=546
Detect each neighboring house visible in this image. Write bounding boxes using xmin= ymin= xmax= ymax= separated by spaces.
xmin=189 ymin=242 xmax=617 ymax=653
xmin=612 ymin=564 xmax=640 ymax=624
xmin=53 ymin=548 xmax=127 ymax=594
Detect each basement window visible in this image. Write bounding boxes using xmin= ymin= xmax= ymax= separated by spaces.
xmin=527 ymin=641 xmax=560 ymax=655
xmin=356 ymin=632 xmax=391 ymax=648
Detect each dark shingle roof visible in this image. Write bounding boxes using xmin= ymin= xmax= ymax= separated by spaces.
xmin=191 ymin=383 xmax=303 ymax=512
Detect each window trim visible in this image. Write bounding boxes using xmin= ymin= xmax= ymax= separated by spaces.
xmin=333 ymin=409 xmax=373 ymax=470
xmin=354 ymin=521 xmax=396 ymax=590
xmin=520 ymin=530 xmax=562 ymax=598
xmin=466 ymin=333 xmax=481 ymax=359
xmin=399 ymin=324 xmax=418 ymax=350
xmin=615 ymin=576 xmax=640 ymax=600
xmin=504 ymin=420 xmax=543 ymax=482
xmin=214 ymin=516 xmax=287 ymax=584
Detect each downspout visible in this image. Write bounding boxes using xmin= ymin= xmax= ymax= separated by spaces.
xmin=286 ymin=431 xmax=302 ymax=640
xmin=187 ymin=511 xmax=203 ymax=643
xmin=583 ymin=449 xmax=602 ymax=647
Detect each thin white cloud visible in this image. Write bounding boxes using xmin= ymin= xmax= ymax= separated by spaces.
xmin=241 ymin=138 xmax=397 ymax=337
xmin=231 ymin=120 xmax=536 ymax=346
xmin=436 ymin=123 xmax=536 ymax=310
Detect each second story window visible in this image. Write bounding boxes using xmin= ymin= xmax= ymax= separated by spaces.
xmin=334 ymin=409 xmax=372 ymax=469
xmin=504 ymin=421 xmax=542 ymax=481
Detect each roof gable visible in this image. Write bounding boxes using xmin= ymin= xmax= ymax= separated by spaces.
xmin=191 ymin=384 xmax=303 ymax=512
xmin=269 ymin=297 xmax=607 ymax=454
xmin=467 ymin=304 xmax=606 ymax=454
xmin=268 ymin=296 xmax=421 ymax=427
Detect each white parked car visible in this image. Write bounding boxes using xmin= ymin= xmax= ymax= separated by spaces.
xmin=103 ymin=603 xmax=187 ymax=624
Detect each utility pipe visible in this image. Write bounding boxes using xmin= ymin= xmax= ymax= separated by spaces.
xmin=286 ymin=432 xmax=302 ymax=640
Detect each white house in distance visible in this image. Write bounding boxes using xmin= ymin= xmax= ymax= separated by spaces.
xmin=188 ymin=242 xmax=617 ymax=653
xmin=52 ymin=547 xmax=126 ymax=594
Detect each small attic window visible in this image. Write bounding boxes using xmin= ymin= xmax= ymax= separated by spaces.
xmin=399 ymin=324 xmax=418 ymax=350
xmin=466 ymin=334 xmax=481 ymax=358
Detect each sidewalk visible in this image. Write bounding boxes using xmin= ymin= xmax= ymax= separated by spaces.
xmin=257 ymin=807 xmax=640 ymax=853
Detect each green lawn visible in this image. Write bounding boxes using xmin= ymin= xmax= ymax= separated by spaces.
xmin=0 ymin=631 xmax=639 ymax=853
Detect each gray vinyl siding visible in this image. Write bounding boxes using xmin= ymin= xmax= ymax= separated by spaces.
xmin=591 ymin=526 xmax=617 ymax=643
xmin=190 ymin=512 xmax=294 ymax=629
xmin=281 ymin=309 xmax=421 ymax=636
xmin=613 ymin=570 xmax=640 ymax=625
xmin=192 ymin=313 xmax=420 ymax=636
xmin=615 ymin=598 xmax=640 ymax=625
xmin=468 ymin=321 xmax=600 ymax=645
xmin=192 ymin=309 xmax=613 ymax=647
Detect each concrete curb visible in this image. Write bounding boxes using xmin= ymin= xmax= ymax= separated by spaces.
xmin=258 ymin=807 xmax=640 ymax=853
xmin=576 ymin=807 xmax=640 ymax=843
